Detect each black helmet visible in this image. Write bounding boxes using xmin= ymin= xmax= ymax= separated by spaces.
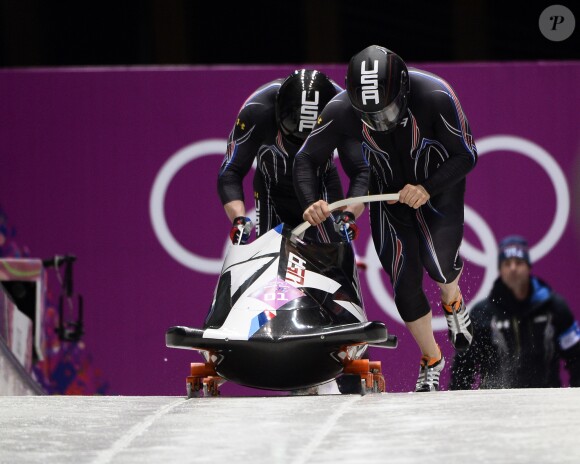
xmin=275 ymin=69 xmax=338 ymax=145
xmin=346 ymin=45 xmax=409 ymax=132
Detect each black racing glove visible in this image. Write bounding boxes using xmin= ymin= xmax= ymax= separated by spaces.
xmin=230 ymin=216 xmax=253 ymax=245
xmin=334 ymin=211 xmax=359 ymax=242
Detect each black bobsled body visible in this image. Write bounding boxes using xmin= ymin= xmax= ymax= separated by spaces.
xmin=166 ymin=224 xmax=396 ymax=391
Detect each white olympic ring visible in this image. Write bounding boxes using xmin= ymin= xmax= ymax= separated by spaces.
xmin=150 ymin=135 xmax=570 ymax=330
xmin=475 ymin=135 xmax=570 ymax=263
xmin=150 ymin=139 xmax=227 ymax=274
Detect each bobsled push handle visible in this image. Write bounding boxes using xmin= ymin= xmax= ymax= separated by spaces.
xmin=291 ymin=193 xmax=400 ymax=237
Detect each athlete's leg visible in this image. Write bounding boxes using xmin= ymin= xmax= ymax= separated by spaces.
xmin=370 ymin=202 xmax=439 ymax=359
xmin=437 ymin=270 xmax=462 ymax=305
xmin=415 ymin=183 xmax=465 ymax=302
xmin=415 ymin=182 xmax=473 ymax=351
xmin=406 ymin=312 xmax=439 ymax=359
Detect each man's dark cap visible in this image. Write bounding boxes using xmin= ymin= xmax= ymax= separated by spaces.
xmin=498 ymin=235 xmax=531 ymax=267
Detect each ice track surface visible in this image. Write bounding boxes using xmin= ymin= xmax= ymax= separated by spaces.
xmin=2 ymin=389 xmax=580 ymax=464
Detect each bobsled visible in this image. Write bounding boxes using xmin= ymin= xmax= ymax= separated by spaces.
xmin=166 ymin=195 xmax=399 ymax=397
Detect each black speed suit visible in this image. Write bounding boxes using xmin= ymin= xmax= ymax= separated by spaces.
xmin=450 ymin=276 xmax=580 ymax=389
xmin=294 ymin=69 xmax=477 ymax=322
xmin=218 ymin=79 xmax=368 ymax=242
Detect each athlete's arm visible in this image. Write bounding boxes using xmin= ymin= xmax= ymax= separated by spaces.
xmin=337 ymin=137 xmax=369 ymax=193
xmin=320 ymin=160 xmax=345 ymax=203
xmin=295 ymin=95 xmax=367 ymax=223
xmin=217 ymin=108 xmax=262 ymax=209
xmin=420 ymin=85 xmax=478 ymax=197
xmin=328 ymin=138 xmax=366 ymax=218
xmin=293 ymin=116 xmax=343 ymax=219
xmin=223 ymin=199 xmax=246 ymax=223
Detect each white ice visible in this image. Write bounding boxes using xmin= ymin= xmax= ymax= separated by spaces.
xmin=1 ymin=388 xmax=579 ymax=464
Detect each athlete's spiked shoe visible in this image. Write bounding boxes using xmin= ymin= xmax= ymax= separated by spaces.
xmin=415 ymin=352 xmax=445 ymax=392
xmin=443 ymin=294 xmax=473 ymax=352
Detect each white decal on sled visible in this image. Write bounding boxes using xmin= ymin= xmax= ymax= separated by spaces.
xmin=285 ymin=252 xmax=306 ymax=285
xmin=285 ymin=252 xmax=341 ymax=294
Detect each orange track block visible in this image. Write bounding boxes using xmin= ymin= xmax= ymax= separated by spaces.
xmin=186 ymin=362 xmax=224 ymax=398
xmin=342 ymin=358 xmax=386 ymax=393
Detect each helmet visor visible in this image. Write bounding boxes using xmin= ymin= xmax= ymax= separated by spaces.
xmin=358 ymin=91 xmax=407 ymax=132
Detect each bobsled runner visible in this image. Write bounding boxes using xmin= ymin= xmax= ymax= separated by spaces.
xmin=166 ymin=195 xmax=399 ymax=397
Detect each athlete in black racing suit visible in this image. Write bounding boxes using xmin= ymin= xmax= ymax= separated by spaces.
xmin=294 ymin=46 xmax=478 ymax=391
xmin=218 ymin=70 xmax=368 ymax=244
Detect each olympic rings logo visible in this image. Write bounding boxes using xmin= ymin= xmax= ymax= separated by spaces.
xmin=149 ymin=136 xmax=570 ymax=331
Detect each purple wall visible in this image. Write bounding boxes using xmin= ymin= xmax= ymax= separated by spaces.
xmin=1 ymin=62 xmax=579 ymax=395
